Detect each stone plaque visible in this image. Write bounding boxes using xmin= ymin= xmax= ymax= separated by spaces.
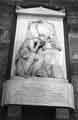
xmin=2 ymin=7 xmax=74 ymax=109
xmin=2 ymin=76 xmax=74 ymax=108
xmin=11 ymin=7 xmax=67 ymax=81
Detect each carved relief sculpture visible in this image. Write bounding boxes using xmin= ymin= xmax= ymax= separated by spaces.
xmin=1 ymin=7 xmax=74 ymax=109
xmin=14 ymin=20 xmax=64 ymax=79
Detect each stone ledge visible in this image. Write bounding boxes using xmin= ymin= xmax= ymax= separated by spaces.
xmin=2 ymin=76 xmax=75 ymax=109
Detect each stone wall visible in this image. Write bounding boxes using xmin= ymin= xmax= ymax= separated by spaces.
xmin=0 ymin=5 xmax=11 ymax=105
xmin=0 ymin=0 xmax=78 ymax=120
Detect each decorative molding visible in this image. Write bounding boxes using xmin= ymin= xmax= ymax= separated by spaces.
xmin=16 ymin=6 xmax=65 ymax=17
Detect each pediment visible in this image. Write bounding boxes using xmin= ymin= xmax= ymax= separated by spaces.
xmin=16 ymin=6 xmax=65 ymax=17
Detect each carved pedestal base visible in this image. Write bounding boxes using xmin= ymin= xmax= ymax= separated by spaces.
xmin=2 ymin=76 xmax=74 ymax=109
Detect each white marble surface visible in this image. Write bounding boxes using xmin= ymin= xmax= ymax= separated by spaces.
xmin=2 ymin=76 xmax=75 ymax=109
xmin=16 ymin=7 xmax=65 ymax=17
xmin=11 ymin=9 xmax=67 ymax=80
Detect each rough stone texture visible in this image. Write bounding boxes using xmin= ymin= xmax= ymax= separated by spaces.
xmin=6 ymin=105 xmax=22 ymax=120
xmin=71 ymin=76 xmax=78 ymax=120
xmin=56 ymin=108 xmax=69 ymax=119
xmin=0 ymin=1 xmax=78 ymax=120
xmin=0 ymin=8 xmax=9 ymax=80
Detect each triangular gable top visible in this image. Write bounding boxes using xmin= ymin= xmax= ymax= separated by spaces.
xmin=16 ymin=6 xmax=65 ymax=17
